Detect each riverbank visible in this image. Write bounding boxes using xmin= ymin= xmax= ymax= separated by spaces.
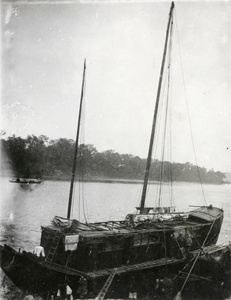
xmin=34 ymin=177 xmax=226 ymax=185
xmin=43 ymin=177 xmax=150 ymax=184
xmin=3 ymin=176 xmax=226 ymax=185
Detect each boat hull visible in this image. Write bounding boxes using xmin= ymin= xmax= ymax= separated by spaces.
xmin=9 ymin=178 xmax=43 ymax=184
xmin=0 ymin=206 xmax=225 ymax=298
xmin=1 ymin=243 xmax=231 ymax=299
xmin=0 ymin=244 xmax=185 ymax=298
xmin=0 ymin=246 xmax=64 ymax=296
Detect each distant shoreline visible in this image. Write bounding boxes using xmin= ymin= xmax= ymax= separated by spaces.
xmin=2 ymin=176 xmax=227 ymax=185
xmin=47 ymin=178 xmax=228 ymax=185
xmin=6 ymin=176 xmax=226 ymax=185
xmin=41 ymin=177 xmax=152 ymax=185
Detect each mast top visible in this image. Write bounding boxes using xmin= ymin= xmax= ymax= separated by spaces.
xmin=169 ymin=2 xmax=174 ymax=16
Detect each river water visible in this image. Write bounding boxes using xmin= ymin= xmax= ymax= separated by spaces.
xmin=0 ymin=178 xmax=231 ymax=299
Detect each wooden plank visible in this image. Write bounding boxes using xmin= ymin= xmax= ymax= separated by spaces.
xmin=86 ymin=257 xmax=186 ymax=278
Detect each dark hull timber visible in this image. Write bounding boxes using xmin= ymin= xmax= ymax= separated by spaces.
xmin=0 ymin=245 xmax=186 ymax=298
xmin=1 ymin=248 xmax=231 ymax=300
xmin=0 ymin=206 xmax=224 ymax=298
xmin=173 ymin=244 xmax=231 ymax=300
xmin=1 ymin=244 xmax=230 ymax=299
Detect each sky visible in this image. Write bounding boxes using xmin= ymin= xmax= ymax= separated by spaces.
xmin=1 ymin=0 xmax=230 ymax=173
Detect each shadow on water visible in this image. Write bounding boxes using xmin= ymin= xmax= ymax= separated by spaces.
xmin=19 ymin=182 xmax=44 ymax=192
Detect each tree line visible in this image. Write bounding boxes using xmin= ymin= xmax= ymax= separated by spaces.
xmin=0 ymin=135 xmax=225 ymax=184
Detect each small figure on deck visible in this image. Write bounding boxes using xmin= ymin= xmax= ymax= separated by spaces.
xmin=154 ymin=277 xmax=175 ymax=298
xmin=169 ymin=234 xmax=177 ymax=258
xmin=177 ymin=232 xmax=185 ymax=247
xmin=177 ymin=232 xmax=186 ymax=257
xmin=185 ymin=233 xmax=193 ymax=256
xmin=57 ymin=283 xmax=66 ymax=300
xmin=66 ymin=284 xmax=73 ymax=300
xmin=75 ymin=276 xmax=88 ymax=299
xmin=128 ymin=276 xmax=137 ymax=299
xmin=33 ymin=246 xmax=45 ymax=260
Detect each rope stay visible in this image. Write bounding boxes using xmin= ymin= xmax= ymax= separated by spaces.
xmin=174 ymin=11 xmax=207 ymax=205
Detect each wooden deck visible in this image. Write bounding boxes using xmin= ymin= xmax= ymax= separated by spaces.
xmin=42 ymin=256 xmax=186 ymax=279
xmin=87 ymin=257 xmax=186 ymax=278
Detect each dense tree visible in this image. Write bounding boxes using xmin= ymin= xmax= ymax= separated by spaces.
xmin=3 ymin=135 xmax=28 ymax=177
xmin=0 ymin=135 xmax=226 ymax=184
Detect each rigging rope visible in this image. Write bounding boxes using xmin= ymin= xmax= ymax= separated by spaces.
xmin=155 ymin=18 xmax=174 ymax=208
xmin=80 ymin=75 xmax=88 ymax=223
xmin=147 ymin=47 xmax=171 ymax=208
xmin=71 ymin=68 xmax=89 ymax=222
xmin=152 ymin=76 xmax=166 ymax=207
xmin=151 ymin=74 xmax=167 ymax=208
xmin=168 ymin=19 xmax=175 ymax=209
xmin=174 ymin=12 xmax=207 ymax=205
xmin=158 ymin=56 xmax=172 ymax=207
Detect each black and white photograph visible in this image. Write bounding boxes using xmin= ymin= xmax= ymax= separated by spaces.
xmin=0 ymin=0 xmax=230 ymax=299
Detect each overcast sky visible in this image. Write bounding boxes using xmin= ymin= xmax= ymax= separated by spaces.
xmin=1 ymin=0 xmax=230 ymax=172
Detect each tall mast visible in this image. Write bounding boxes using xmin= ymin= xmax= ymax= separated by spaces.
xmin=139 ymin=2 xmax=174 ymax=214
xmin=67 ymin=59 xmax=86 ymax=219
